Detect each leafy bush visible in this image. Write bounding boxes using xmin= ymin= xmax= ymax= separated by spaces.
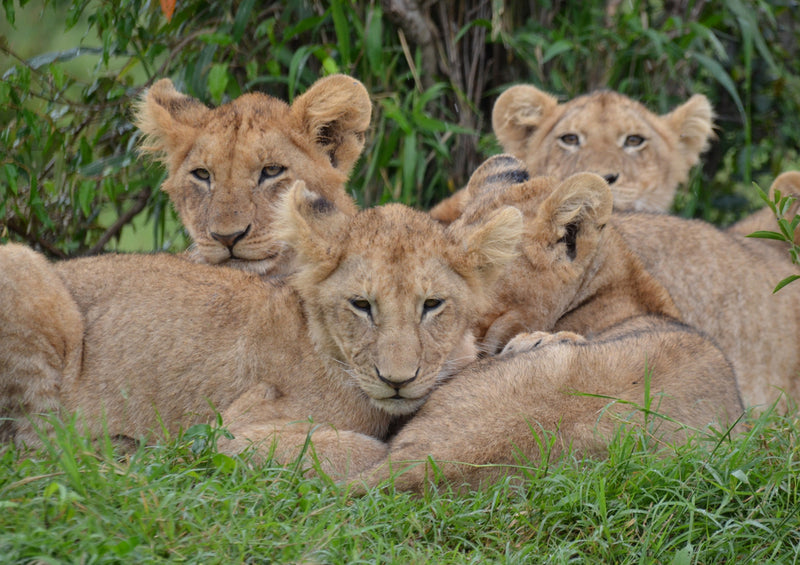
xmin=1 ymin=0 xmax=799 ymax=256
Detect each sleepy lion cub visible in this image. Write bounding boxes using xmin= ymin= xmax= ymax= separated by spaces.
xmin=0 ymin=181 xmax=522 ymax=477
xmin=430 ymin=85 xmax=714 ymax=221
xmin=135 ymin=74 xmax=370 ymax=275
xmin=355 ymin=318 xmax=743 ymax=491
xmin=352 ymin=156 xmax=747 ymax=491
xmin=456 ymin=155 xmax=800 ymax=409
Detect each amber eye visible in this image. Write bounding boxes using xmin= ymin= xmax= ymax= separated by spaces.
xmin=259 ymin=165 xmax=286 ymax=183
xmin=422 ymin=298 xmax=444 ymax=314
xmin=559 ymin=133 xmax=580 ymax=147
xmin=349 ymin=298 xmax=372 ymax=314
xmin=191 ymin=168 xmax=210 ymax=181
xmin=624 ymin=134 xmax=645 ymax=148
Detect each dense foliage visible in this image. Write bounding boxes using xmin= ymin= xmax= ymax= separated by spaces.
xmin=1 ymin=0 xmax=799 ymax=257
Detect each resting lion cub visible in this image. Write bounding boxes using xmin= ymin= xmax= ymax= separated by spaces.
xmin=448 ymin=155 xmax=800 ymax=409
xmin=355 ymin=318 xmax=743 ymax=491
xmin=135 ymin=74 xmax=370 ymax=275
xmin=430 ymin=86 xmax=714 ymax=221
xmin=0 ymin=181 xmax=522 ymax=476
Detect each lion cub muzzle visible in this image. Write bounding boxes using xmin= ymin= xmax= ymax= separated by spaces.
xmin=210 ymin=224 xmax=251 ymax=252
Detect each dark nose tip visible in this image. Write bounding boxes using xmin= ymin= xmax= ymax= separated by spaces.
xmin=603 ymin=173 xmax=620 ymax=185
xmin=210 ymin=224 xmax=251 ymax=249
xmin=375 ymin=367 xmax=420 ymax=390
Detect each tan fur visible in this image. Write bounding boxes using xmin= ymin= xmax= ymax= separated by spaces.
xmin=452 ymin=155 xmax=800 ymax=409
xmin=449 ymin=155 xmax=681 ymax=354
xmin=135 ymin=75 xmax=370 ymax=275
xmin=430 ymin=86 xmax=714 ymax=222
xmin=727 ymin=171 xmax=800 ymax=244
xmin=354 ymin=319 xmax=743 ymax=492
xmin=0 ymin=181 xmax=522 ymax=478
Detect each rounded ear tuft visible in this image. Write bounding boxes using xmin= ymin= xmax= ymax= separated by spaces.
xmin=465 ymin=154 xmax=530 ymax=202
xmin=539 ymin=173 xmax=613 ymax=247
xmin=134 ymin=79 xmax=209 ymax=162
xmin=291 ymin=75 xmax=372 ymax=175
xmin=274 ymin=180 xmax=348 ymax=272
xmin=452 ymin=205 xmax=523 ymax=288
xmin=492 ymin=85 xmax=559 ymax=157
xmin=665 ymin=94 xmax=716 ymax=166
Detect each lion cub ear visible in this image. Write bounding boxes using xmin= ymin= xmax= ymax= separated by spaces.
xmin=664 ymin=94 xmax=715 ymax=171
xmin=449 ymin=206 xmax=523 ymax=288
xmin=134 ymin=79 xmax=209 ymax=162
xmin=464 ymin=154 xmax=531 ymax=202
xmin=538 ymin=173 xmax=613 ymax=261
xmin=492 ymin=85 xmax=560 ymax=158
xmin=291 ymin=74 xmax=372 ymax=176
xmin=274 ymin=180 xmax=349 ymax=278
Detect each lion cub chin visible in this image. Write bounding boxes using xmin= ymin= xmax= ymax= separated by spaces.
xmin=0 ymin=180 xmax=522 ymax=478
xmin=135 ymin=74 xmax=372 ymax=276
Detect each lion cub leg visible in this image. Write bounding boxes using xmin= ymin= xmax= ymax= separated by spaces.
xmin=217 ymin=384 xmax=388 ymax=479
xmin=0 ymin=244 xmax=83 ymax=446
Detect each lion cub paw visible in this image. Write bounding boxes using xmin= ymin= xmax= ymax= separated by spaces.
xmin=501 ymin=331 xmax=587 ymax=356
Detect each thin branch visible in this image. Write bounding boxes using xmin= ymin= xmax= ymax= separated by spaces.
xmin=84 ymin=186 xmax=152 ymax=256
xmin=5 ymin=218 xmax=68 ymax=259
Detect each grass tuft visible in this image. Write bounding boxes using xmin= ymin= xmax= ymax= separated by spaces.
xmin=2 ymin=409 xmax=799 ymax=562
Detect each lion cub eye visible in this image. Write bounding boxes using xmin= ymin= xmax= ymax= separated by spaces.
xmin=349 ymin=298 xmax=372 ymax=315
xmin=422 ymin=298 xmax=444 ymax=314
xmin=259 ymin=165 xmax=286 ymax=184
xmin=191 ymin=168 xmax=211 ymax=182
xmin=559 ymin=133 xmax=580 ymax=146
xmin=624 ymin=135 xmax=646 ymax=148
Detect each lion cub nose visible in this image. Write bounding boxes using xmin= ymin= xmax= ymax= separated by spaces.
xmin=210 ymin=225 xmax=251 ymax=249
xmin=375 ymin=367 xmax=419 ymax=390
xmin=603 ymin=173 xmax=620 ymax=185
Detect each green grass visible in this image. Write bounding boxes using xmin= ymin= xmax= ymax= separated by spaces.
xmin=2 ymin=410 xmax=798 ymax=563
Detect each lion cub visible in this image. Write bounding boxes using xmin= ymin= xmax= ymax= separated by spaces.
xmin=135 ymin=74 xmax=371 ymax=275
xmin=431 ymin=86 xmax=714 ymax=221
xmin=451 ymin=155 xmax=800 ymax=409
xmin=0 ymin=181 xmax=522 ymax=477
xmin=356 ymin=318 xmax=743 ymax=491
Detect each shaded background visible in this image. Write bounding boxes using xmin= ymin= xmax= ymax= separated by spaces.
xmin=1 ymin=0 xmax=799 ymax=257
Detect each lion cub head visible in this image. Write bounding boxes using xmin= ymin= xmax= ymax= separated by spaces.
xmin=491 ymin=85 xmax=714 ymax=213
xmin=278 ymin=181 xmax=523 ymax=415
xmin=453 ymin=155 xmax=678 ymax=352
xmin=135 ymin=75 xmax=371 ymax=275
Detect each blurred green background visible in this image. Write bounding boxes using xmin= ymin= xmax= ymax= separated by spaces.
xmin=1 ymin=0 xmax=799 ymax=257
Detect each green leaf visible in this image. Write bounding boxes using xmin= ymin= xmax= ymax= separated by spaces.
xmin=232 ymin=0 xmax=257 ymax=42
xmin=212 ymin=453 xmax=237 ymax=474
xmin=669 ymin=545 xmax=693 ymax=565
xmin=746 ymin=230 xmax=785 ymax=241
xmin=330 ymin=0 xmax=351 ymax=66
xmin=690 ymin=52 xmax=746 ymax=120
xmin=78 ymin=180 xmax=95 ymax=217
xmin=543 ymin=39 xmax=573 ymax=64
xmin=365 ymin=6 xmax=383 ymax=72
xmin=3 ymin=164 xmax=18 ymax=196
xmin=207 ymin=64 xmax=229 ymax=105
xmin=774 ymin=275 xmax=800 ymax=293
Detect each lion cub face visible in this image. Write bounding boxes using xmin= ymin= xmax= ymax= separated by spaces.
xmin=278 ymin=182 xmax=523 ymax=415
xmin=452 ymin=155 xmax=614 ymax=342
xmin=135 ymin=75 xmax=371 ymax=275
xmin=492 ymin=86 xmax=714 ymax=212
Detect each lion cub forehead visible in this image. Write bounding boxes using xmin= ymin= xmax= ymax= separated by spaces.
xmin=558 ymin=92 xmax=658 ymax=133
xmin=346 ymin=204 xmax=455 ymax=258
xmin=196 ymin=93 xmax=291 ymax=133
